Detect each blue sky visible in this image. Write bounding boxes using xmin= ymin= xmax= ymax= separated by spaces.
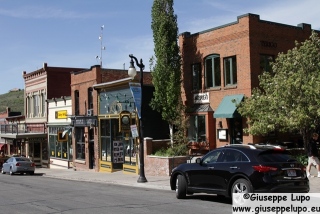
xmin=0 ymin=0 xmax=319 ymax=95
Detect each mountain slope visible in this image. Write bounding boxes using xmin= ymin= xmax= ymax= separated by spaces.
xmin=0 ymin=90 xmax=24 ymax=115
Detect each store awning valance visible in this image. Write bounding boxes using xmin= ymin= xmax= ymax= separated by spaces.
xmin=213 ymin=94 xmax=244 ymax=118
xmin=188 ymin=104 xmax=214 ymax=113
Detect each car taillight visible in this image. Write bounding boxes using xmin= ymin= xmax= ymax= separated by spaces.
xmin=252 ymin=165 xmax=278 ymax=172
xmin=31 ymin=163 xmax=35 ymax=167
xmin=15 ymin=163 xmax=21 ymax=166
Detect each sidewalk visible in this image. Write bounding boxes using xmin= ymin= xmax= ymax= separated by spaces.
xmin=36 ymin=168 xmax=171 ymax=191
xmin=35 ymin=166 xmax=320 ymax=193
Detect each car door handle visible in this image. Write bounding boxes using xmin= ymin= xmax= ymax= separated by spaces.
xmin=208 ymin=167 xmax=214 ymax=170
xmin=230 ymin=166 xmax=238 ymax=169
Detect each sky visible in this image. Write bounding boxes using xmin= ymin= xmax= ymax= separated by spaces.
xmin=0 ymin=0 xmax=319 ymax=95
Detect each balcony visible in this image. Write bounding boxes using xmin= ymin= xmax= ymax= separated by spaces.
xmin=0 ymin=123 xmax=47 ymax=139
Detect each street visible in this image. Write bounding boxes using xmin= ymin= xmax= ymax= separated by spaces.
xmin=0 ymin=173 xmax=231 ymax=214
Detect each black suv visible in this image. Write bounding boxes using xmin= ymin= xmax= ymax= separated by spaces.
xmin=170 ymin=144 xmax=309 ymax=199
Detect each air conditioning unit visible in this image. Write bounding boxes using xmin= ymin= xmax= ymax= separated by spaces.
xmin=87 ymin=109 xmax=93 ymax=116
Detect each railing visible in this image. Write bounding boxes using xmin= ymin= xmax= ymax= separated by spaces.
xmin=0 ymin=123 xmax=46 ymax=134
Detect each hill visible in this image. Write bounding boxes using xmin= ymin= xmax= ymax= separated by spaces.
xmin=0 ymin=90 xmax=24 ymax=115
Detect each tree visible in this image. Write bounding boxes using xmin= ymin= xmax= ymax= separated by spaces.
xmin=238 ymin=32 xmax=320 ymax=150
xmin=150 ymin=0 xmax=183 ymax=143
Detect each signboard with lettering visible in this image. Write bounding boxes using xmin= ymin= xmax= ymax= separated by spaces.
xmin=72 ymin=117 xmax=97 ymax=127
xmin=193 ymin=92 xmax=209 ymax=104
xmin=55 ymin=110 xmax=68 ymax=119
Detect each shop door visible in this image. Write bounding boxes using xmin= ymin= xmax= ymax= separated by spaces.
xmin=29 ymin=141 xmax=41 ymax=167
xmin=230 ymin=118 xmax=243 ymax=144
xmin=89 ymin=141 xmax=94 ymax=169
xmin=88 ymin=128 xmax=95 ymax=169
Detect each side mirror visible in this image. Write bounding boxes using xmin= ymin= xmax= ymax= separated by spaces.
xmin=195 ymin=158 xmax=201 ymax=164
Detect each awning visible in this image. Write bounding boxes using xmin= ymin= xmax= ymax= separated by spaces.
xmin=0 ymin=144 xmax=7 ymax=150
xmin=187 ymin=104 xmax=214 ymax=113
xmin=213 ymin=94 xmax=244 ymax=118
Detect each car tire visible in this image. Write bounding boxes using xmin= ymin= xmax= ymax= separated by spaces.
xmin=1 ymin=168 xmax=5 ymax=174
xmin=231 ymin=178 xmax=252 ymax=194
xmin=29 ymin=171 xmax=34 ymax=175
xmin=176 ymin=175 xmax=187 ymax=199
xmin=9 ymin=168 xmax=14 ymax=176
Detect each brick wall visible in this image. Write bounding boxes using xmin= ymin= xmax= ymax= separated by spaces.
xmin=144 ymin=138 xmax=189 ymax=176
xmin=179 ymin=13 xmax=319 ymax=147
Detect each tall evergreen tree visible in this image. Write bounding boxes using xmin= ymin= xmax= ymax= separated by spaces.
xmin=150 ymin=0 xmax=183 ymax=142
xmin=238 ymin=32 xmax=320 ymax=149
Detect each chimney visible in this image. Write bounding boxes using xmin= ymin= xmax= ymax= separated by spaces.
xmin=43 ymin=62 xmax=47 ymax=70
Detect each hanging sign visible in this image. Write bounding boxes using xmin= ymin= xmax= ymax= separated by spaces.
xmin=130 ymin=124 xmax=139 ymax=138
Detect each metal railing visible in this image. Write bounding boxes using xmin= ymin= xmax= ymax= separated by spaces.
xmin=0 ymin=123 xmax=46 ymax=134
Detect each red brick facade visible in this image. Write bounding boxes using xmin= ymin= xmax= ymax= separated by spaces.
xmin=180 ymin=13 xmax=319 ymax=148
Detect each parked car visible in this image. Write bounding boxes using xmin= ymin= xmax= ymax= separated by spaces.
xmin=1 ymin=156 xmax=35 ymax=175
xmin=170 ymin=144 xmax=309 ymax=199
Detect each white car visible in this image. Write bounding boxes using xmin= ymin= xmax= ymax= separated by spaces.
xmin=1 ymin=157 xmax=35 ymax=175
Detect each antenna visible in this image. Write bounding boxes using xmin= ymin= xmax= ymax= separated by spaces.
xmin=98 ymin=25 xmax=106 ymax=67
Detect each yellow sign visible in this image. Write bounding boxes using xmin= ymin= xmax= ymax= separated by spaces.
xmin=55 ymin=110 xmax=68 ymax=119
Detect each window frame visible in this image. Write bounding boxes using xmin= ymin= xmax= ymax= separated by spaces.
xmin=192 ymin=63 xmax=202 ymax=91
xmin=204 ymin=54 xmax=221 ymax=88
xmin=224 ymin=56 xmax=237 ymax=86
xmin=260 ymin=54 xmax=275 ymax=73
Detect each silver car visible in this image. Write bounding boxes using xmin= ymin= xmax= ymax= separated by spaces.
xmin=1 ymin=157 xmax=35 ymax=175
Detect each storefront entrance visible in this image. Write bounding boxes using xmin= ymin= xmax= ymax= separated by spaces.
xmin=230 ymin=118 xmax=243 ymax=144
xmin=99 ymin=117 xmax=137 ymax=173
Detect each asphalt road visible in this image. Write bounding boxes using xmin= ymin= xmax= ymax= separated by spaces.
xmin=0 ymin=173 xmax=231 ymax=214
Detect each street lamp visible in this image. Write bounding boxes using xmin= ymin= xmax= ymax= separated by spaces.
xmin=128 ymin=54 xmax=148 ymax=183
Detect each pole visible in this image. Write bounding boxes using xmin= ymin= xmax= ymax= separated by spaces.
xmin=129 ymin=54 xmax=147 ymax=183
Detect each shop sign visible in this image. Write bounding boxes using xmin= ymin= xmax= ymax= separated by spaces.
xmin=73 ymin=117 xmax=97 ymax=127
xmin=130 ymin=125 xmax=139 ymax=138
xmin=194 ymin=92 xmax=209 ymax=104
xmin=55 ymin=110 xmax=68 ymax=119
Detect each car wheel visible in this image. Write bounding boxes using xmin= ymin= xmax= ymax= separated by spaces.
xmin=1 ymin=168 xmax=5 ymax=174
xmin=231 ymin=178 xmax=252 ymax=194
xmin=29 ymin=171 xmax=34 ymax=175
xmin=9 ymin=168 xmax=14 ymax=176
xmin=176 ymin=175 xmax=187 ymax=199
xmin=231 ymin=178 xmax=253 ymax=205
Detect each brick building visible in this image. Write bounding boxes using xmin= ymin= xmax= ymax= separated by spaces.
xmin=180 ymin=13 xmax=320 ymax=150
xmin=70 ymin=64 xmax=169 ymax=173
xmin=6 ymin=63 xmax=85 ymax=167
xmin=70 ymin=65 xmax=142 ymax=171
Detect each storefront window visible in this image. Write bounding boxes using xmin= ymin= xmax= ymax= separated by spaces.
xmin=188 ymin=115 xmax=206 ymax=142
xmin=49 ymin=126 xmax=72 ymax=160
xmin=101 ymin=120 xmax=111 ymax=161
xmin=49 ymin=135 xmax=56 ymax=157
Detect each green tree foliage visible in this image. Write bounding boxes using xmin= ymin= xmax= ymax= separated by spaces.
xmin=0 ymin=90 xmax=24 ymax=114
xmin=238 ymin=32 xmax=320 ymax=149
xmin=150 ymin=0 xmax=184 ymax=142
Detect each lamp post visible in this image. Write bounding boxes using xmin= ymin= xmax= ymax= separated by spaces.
xmin=128 ymin=54 xmax=147 ymax=183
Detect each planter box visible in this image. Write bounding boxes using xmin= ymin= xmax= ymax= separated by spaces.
xmin=145 ymin=155 xmax=189 ymax=176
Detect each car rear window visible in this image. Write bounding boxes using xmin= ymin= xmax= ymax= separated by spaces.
xmin=15 ymin=158 xmax=31 ymax=162
xmin=258 ymin=150 xmax=296 ymax=163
